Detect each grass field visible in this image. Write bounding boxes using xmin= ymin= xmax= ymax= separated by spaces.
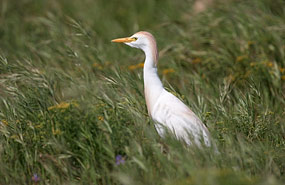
xmin=0 ymin=0 xmax=285 ymax=184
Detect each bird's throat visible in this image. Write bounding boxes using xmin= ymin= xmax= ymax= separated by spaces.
xmin=143 ymin=59 xmax=163 ymax=116
xmin=141 ymin=37 xmax=163 ymax=116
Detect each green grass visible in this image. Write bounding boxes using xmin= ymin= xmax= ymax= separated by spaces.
xmin=0 ymin=0 xmax=285 ymax=184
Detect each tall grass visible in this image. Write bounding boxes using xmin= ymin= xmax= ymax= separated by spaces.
xmin=0 ymin=0 xmax=284 ymax=184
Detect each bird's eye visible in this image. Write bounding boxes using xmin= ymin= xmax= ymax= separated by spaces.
xmin=132 ymin=37 xmax=138 ymax=41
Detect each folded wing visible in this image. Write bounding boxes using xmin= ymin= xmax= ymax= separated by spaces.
xmin=151 ymin=90 xmax=211 ymax=147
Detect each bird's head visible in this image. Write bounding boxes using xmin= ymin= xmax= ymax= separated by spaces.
xmin=111 ymin=31 xmax=156 ymax=51
xmin=112 ymin=31 xmax=158 ymax=66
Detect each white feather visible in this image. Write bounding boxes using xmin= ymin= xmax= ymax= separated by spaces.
xmin=151 ymin=89 xmax=211 ymax=146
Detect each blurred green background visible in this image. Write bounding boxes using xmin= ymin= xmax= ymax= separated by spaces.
xmin=0 ymin=0 xmax=285 ymax=184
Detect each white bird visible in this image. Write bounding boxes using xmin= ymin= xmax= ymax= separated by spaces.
xmin=112 ymin=31 xmax=212 ymax=147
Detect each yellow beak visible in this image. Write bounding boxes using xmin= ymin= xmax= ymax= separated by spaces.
xmin=111 ymin=37 xmax=136 ymax=43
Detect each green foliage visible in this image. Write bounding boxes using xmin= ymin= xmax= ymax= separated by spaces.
xmin=0 ymin=0 xmax=284 ymax=184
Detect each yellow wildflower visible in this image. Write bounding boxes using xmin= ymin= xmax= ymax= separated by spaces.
xmin=128 ymin=62 xmax=144 ymax=70
xmin=105 ymin=61 xmax=111 ymax=66
xmin=48 ymin=102 xmax=71 ymax=110
xmin=93 ymin=62 xmax=103 ymax=70
xmin=280 ymin=67 xmax=285 ymax=73
xmin=128 ymin=65 xmax=137 ymax=70
xmin=266 ymin=62 xmax=273 ymax=67
xmin=205 ymin=112 xmax=212 ymax=117
xmin=236 ymin=55 xmax=247 ymax=62
xmin=35 ymin=124 xmax=43 ymax=129
xmin=227 ymin=74 xmax=235 ymax=82
xmin=1 ymin=120 xmax=8 ymax=125
xmin=137 ymin=62 xmax=144 ymax=68
xmin=268 ymin=111 xmax=274 ymax=115
xmin=247 ymin=41 xmax=255 ymax=46
xmin=281 ymin=75 xmax=285 ymax=81
xmin=250 ymin=62 xmax=257 ymax=67
xmin=216 ymin=121 xmax=224 ymax=125
xmin=98 ymin=116 xmax=104 ymax=121
xmin=244 ymin=70 xmax=251 ymax=78
xmin=162 ymin=68 xmax=175 ymax=75
xmin=192 ymin=58 xmax=201 ymax=64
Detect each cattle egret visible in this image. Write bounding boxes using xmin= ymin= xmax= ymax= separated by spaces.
xmin=112 ymin=31 xmax=213 ymax=147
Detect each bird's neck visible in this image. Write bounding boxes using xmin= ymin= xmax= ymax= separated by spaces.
xmin=143 ymin=46 xmax=164 ymax=116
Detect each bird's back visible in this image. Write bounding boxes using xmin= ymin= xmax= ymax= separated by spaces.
xmin=151 ymin=89 xmax=211 ymax=147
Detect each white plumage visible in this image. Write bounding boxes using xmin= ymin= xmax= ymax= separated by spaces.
xmin=112 ymin=31 xmax=212 ymax=147
xmin=151 ymin=90 xmax=211 ymax=146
